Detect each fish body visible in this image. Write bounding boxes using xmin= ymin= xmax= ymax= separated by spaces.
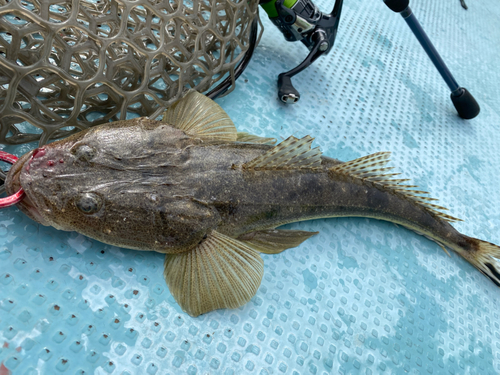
xmin=6 ymin=91 xmax=500 ymax=316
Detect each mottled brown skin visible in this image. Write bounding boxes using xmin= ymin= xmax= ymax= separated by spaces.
xmin=6 ymin=118 xmax=473 ymax=256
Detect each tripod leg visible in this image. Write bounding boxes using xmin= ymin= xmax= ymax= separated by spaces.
xmin=383 ymin=1 xmax=479 ymax=119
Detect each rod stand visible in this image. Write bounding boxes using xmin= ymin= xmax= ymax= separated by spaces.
xmin=384 ymin=0 xmax=480 ymax=119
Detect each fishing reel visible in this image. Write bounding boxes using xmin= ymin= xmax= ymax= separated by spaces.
xmin=256 ymin=0 xmax=479 ymax=119
xmin=259 ymin=0 xmax=344 ymax=104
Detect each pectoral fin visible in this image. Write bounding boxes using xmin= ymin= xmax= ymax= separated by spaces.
xmin=164 ymin=231 xmax=263 ymax=317
xmin=162 ymin=90 xmax=237 ymax=141
xmin=237 ymin=229 xmax=318 ymax=254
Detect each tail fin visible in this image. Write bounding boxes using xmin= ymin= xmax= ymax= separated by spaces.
xmin=463 ymin=238 xmax=500 ymax=287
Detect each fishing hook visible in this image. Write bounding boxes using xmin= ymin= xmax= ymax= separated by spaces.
xmin=0 ymin=151 xmax=25 ymax=208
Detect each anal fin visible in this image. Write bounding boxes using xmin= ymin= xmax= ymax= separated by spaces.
xmin=237 ymin=132 xmax=277 ymax=145
xmin=164 ymin=231 xmax=263 ymax=317
xmin=237 ymin=229 xmax=318 ymax=254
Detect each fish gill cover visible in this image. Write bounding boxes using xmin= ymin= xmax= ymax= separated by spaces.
xmin=0 ymin=0 xmax=260 ymax=146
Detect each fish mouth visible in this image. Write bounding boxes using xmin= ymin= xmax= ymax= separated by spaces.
xmin=5 ymin=149 xmax=50 ymax=226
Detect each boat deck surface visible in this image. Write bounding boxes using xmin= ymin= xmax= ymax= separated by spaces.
xmin=1 ymin=0 xmax=500 ymax=373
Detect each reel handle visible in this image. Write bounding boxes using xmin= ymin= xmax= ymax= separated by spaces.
xmin=260 ymin=0 xmax=344 ymax=104
xmin=276 ymin=30 xmax=328 ymax=104
xmin=277 ymin=75 xmax=300 ymax=104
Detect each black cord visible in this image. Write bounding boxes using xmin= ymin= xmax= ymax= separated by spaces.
xmin=207 ymin=18 xmax=259 ymax=99
xmin=0 ymin=169 xmax=5 ymax=194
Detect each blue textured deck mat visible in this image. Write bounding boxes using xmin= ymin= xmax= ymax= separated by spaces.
xmin=2 ymin=0 xmax=500 ymax=374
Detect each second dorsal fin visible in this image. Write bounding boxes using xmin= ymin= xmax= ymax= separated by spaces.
xmin=329 ymin=152 xmax=462 ymax=223
xmin=243 ymin=136 xmax=322 ymax=170
xmin=162 ymin=90 xmax=237 ymax=141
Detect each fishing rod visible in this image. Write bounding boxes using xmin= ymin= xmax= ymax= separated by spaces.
xmin=254 ymin=0 xmax=479 ymax=119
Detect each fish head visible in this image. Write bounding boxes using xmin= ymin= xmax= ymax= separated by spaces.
xmin=6 ymin=130 xmax=103 ymax=230
xmin=6 ymin=119 xmax=194 ymax=237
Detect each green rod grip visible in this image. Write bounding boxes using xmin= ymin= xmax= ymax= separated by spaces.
xmin=260 ymin=0 xmax=298 ymax=18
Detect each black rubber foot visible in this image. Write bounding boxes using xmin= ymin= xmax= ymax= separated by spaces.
xmin=451 ymin=88 xmax=480 ymax=119
xmin=383 ymin=0 xmax=409 ymax=13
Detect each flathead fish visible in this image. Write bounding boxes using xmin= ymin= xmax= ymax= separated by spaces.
xmin=6 ymin=91 xmax=500 ymax=317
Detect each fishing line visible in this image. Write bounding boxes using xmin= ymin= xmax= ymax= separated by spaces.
xmin=207 ymin=19 xmax=260 ymax=100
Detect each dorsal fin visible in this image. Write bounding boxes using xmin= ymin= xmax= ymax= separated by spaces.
xmin=243 ymin=136 xmax=322 ymax=170
xmin=162 ymin=90 xmax=237 ymax=141
xmin=329 ymin=152 xmax=462 ymax=223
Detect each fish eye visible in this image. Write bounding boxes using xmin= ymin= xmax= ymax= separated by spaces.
xmin=73 ymin=145 xmax=96 ymax=161
xmin=76 ymin=193 xmax=102 ymax=214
